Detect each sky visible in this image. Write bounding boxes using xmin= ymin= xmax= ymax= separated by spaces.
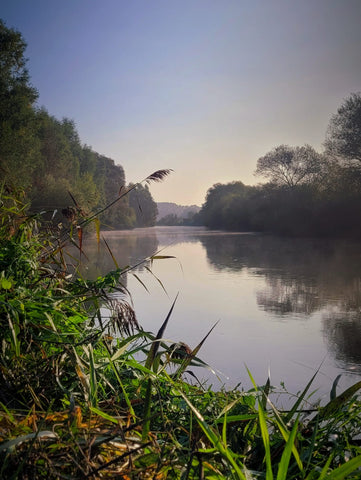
xmin=2 ymin=0 xmax=361 ymax=205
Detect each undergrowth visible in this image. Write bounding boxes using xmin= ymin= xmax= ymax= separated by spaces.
xmin=1 ymin=182 xmax=361 ymax=479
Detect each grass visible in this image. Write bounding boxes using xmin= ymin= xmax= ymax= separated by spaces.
xmin=1 ymin=184 xmax=361 ymax=479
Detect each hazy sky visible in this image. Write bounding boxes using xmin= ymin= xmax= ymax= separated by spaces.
xmin=2 ymin=1 xmax=361 ymax=205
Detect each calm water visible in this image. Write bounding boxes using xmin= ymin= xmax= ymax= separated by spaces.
xmin=78 ymin=226 xmax=361 ymax=404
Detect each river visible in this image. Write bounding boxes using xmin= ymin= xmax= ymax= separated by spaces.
xmin=77 ymin=226 xmax=361 ymax=405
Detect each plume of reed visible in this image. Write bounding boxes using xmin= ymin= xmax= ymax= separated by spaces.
xmin=107 ymin=299 xmax=139 ymax=337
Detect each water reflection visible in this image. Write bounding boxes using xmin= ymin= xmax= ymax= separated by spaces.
xmin=199 ymin=233 xmax=361 ymax=374
xmin=200 ymin=234 xmax=361 ymax=316
xmin=323 ymin=312 xmax=361 ymax=370
xmin=74 ymin=228 xmax=159 ymax=279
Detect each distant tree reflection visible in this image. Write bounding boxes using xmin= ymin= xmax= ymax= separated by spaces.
xmin=200 ymin=233 xmax=361 ymax=316
xmin=200 ymin=233 xmax=361 ymax=367
xmin=71 ymin=229 xmax=159 ymax=279
xmin=322 ymin=313 xmax=361 ymax=370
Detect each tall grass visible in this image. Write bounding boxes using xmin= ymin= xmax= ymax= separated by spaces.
xmin=1 ymin=183 xmax=361 ymax=478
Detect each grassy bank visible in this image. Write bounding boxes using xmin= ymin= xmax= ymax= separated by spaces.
xmin=1 ymin=189 xmax=361 ymax=479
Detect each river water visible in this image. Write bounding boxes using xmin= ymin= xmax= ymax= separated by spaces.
xmin=78 ymin=226 xmax=361 ymax=405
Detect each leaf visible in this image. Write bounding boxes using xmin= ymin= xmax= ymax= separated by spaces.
xmin=276 ymin=418 xmax=300 ymax=480
xmin=330 ymin=374 xmax=342 ymax=401
xmin=145 ymin=294 xmax=178 ymax=370
xmin=102 ymin=236 xmax=119 ymax=269
xmin=317 ymin=380 xmax=361 ymax=421
xmin=1 ymin=277 xmax=12 ymax=290
xmin=258 ymin=405 xmax=273 ymax=480
xmin=132 ymin=273 xmax=149 ymax=293
xmin=90 ymin=407 xmax=119 ymax=425
xmin=323 ymin=454 xmax=361 ymax=479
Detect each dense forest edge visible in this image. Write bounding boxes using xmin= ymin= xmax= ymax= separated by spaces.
xmin=2 ymin=19 xmax=361 ymax=479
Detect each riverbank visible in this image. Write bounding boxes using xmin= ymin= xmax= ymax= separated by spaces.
xmin=1 ymin=193 xmax=361 ymax=479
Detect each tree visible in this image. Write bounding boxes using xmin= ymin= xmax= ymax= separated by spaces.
xmin=128 ymin=184 xmax=158 ymax=227
xmin=95 ymin=155 xmax=135 ymax=229
xmin=325 ymin=93 xmax=361 ymax=162
xmin=200 ymin=182 xmax=253 ymax=230
xmin=254 ymin=144 xmax=322 ymax=188
xmin=0 ymin=19 xmax=39 ymax=187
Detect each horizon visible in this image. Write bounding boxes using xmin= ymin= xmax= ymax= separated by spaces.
xmin=2 ymin=1 xmax=361 ymax=205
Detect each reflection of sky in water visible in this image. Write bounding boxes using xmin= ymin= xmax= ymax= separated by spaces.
xmin=81 ymin=227 xmax=361 ymax=405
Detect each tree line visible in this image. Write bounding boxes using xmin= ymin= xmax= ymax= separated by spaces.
xmin=0 ymin=19 xmax=157 ymax=229
xmin=200 ymin=92 xmax=361 ymax=237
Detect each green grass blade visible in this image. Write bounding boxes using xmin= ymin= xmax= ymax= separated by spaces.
xmin=145 ymin=294 xmax=178 ymax=370
xmin=316 ymin=380 xmax=361 ymax=421
xmin=275 ymin=419 xmax=303 ymax=472
xmin=258 ymin=405 xmax=273 ymax=480
xmin=90 ymin=406 xmax=119 ymax=425
xmin=323 ymin=454 xmax=361 ymax=479
xmin=276 ymin=418 xmax=299 ymax=480
xmin=88 ymin=344 xmax=98 ymax=407
xmin=313 ymin=454 xmax=333 ymax=480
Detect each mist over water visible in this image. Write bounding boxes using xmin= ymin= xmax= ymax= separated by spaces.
xmin=78 ymin=226 xmax=361 ymax=404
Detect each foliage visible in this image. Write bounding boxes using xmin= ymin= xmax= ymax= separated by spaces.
xmin=157 ymin=211 xmax=202 ymax=226
xmin=128 ymin=183 xmax=158 ymax=227
xmin=0 ymin=20 xmax=39 ymax=190
xmin=1 ymin=190 xmax=361 ymax=479
xmin=325 ymin=92 xmax=361 ymax=163
xmin=255 ymin=144 xmax=323 ymax=188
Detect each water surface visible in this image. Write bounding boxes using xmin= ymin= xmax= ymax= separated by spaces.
xmin=79 ymin=226 xmax=361 ymax=404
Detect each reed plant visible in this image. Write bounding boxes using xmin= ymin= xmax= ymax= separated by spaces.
xmin=1 ymin=182 xmax=361 ymax=479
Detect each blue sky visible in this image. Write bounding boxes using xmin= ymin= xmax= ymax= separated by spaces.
xmin=2 ymin=0 xmax=361 ymax=205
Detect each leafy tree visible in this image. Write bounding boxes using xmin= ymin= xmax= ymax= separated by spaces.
xmin=255 ymin=144 xmax=322 ymax=188
xmin=325 ymin=92 xmax=361 ymax=162
xmin=0 ymin=19 xmax=39 ymax=188
xmin=95 ymin=155 xmax=135 ymax=229
xmin=128 ymin=183 xmax=158 ymax=227
xmin=201 ymin=182 xmax=254 ymax=230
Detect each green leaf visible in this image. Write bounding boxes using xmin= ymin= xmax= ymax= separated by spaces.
xmin=1 ymin=277 xmax=12 ymax=290
xmin=324 ymin=454 xmax=361 ymax=479
xmin=258 ymin=405 xmax=273 ymax=480
xmin=276 ymin=418 xmax=300 ymax=480
xmin=90 ymin=407 xmax=119 ymax=425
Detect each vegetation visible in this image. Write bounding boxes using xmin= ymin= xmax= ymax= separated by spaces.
xmin=0 ymin=19 xmax=157 ymax=230
xmin=1 ymin=188 xmax=361 ymax=478
xmin=156 ymin=203 xmax=201 ymax=227
xmin=200 ymin=92 xmax=361 ymax=237
xmin=156 ymin=212 xmax=202 ymax=227
xmin=2 ymin=17 xmax=361 ymax=478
